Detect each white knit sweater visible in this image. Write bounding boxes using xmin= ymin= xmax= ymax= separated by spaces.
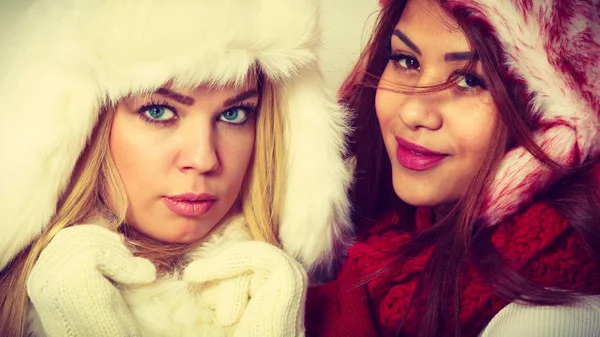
xmin=27 ymin=216 xmax=306 ymax=337
xmin=481 ymin=296 xmax=600 ymax=336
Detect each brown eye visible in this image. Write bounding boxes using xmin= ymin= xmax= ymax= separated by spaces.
xmin=456 ymin=73 xmax=486 ymax=89
xmin=390 ymin=53 xmax=421 ymax=70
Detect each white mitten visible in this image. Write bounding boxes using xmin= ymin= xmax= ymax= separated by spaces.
xmin=27 ymin=224 xmax=157 ymax=337
xmin=184 ymin=240 xmax=307 ymax=337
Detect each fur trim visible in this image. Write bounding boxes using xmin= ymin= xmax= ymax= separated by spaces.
xmin=0 ymin=0 xmax=352 ymax=277
xmin=279 ymin=68 xmax=353 ymax=279
xmin=444 ymin=0 xmax=600 ymax=225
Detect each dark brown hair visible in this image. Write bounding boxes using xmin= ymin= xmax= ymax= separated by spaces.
xmin=342 ymin=1 xmax=600 ymax=336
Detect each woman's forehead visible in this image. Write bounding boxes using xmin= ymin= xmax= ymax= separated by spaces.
xmin=395 ymin=0 xmax=469 ymax=51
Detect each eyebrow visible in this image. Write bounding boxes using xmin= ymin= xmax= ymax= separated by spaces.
xmin=155 ymin=88 xmax=195 ymax=106
xmin=222 ymin=89 xmax=259 ymax=107
xmin=393 ymin=29 xmax=421 ymax=55
xmin=393 ymin=29 xmax=479 ymax=62
xmin=444 ymin=51 xmax=479 ymax=61
xmin=155 ymin=88 xmax=259 ymax=107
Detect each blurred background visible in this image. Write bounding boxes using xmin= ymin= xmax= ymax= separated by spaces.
xmin=320 ymin=0 xmax=380 ymax=92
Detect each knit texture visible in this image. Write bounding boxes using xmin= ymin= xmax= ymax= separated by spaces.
xmin=481 ymin=297 xmax=600 ymax=337
xmin=29 ymin=216 xmax=307 ymax=337
xmin=306 ymin=202 xmax=600 ymax=336
xmin=27 ymin=225 xmax=157 ymax=337
xmin=184 ymin=240 xmax=308 ymax=337
xmin=126 ymin=215 xmax=306 ymax=337
xmin=306 ymin=262 xmax=378 ymax=337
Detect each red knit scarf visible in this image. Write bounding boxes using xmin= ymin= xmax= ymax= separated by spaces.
xmin=348 ymin=203 xmax=600 ymax=336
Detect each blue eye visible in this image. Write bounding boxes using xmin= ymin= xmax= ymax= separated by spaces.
xmin=142 ymin=105 xmax=176 ymax=121
xmin=219 ymin=106 xmax=254 ymax=125
xmin=136 ymin=101 xmax=178 ymax=127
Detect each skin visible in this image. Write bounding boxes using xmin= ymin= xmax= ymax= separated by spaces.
xmin=110 ymin=74 xmax=258 ymax=243
xmin=375 ymin=0 xmax=499 ymax=207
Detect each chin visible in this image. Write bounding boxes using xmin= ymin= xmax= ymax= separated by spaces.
xmin=158 ymin=228 xmax=210 ymax=244
xmin=129 ymin=222 xmax=211 ymax=245
xmin=398 ymin=195 xmax=441 ymax=207
xmin=396 ymin=189 xmax=461 ymax=210
xmin=393 ymin=183 xmax=443 ymax=208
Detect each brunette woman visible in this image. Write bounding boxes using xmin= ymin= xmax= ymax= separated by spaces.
xmin=307 ymin=0 xmax=600 ymax=336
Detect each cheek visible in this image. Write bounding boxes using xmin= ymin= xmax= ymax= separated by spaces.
xmin=219 ymin=128 xmax=256 ymax=187
xmin=110 ymin=115 xmax=137 ymax=177
xmin=109 ymin=114 xmax=169 ymax=193
xmin=451 ymin=102 xmax=498 ymax=163
xmin=375 ymin=87 xmax=403 ymax=160
xmin=375 ymin=89 xmax=394 ymax=132
xmin=375 ymin=67 xmax=403 ymax=134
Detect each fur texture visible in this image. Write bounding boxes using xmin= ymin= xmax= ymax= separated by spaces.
xmin=0 ymin=0 xmax=352 ymax=277
xmin=444 ymin=0 xmax=600 ymax=225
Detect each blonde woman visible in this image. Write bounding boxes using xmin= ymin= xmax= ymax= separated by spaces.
xmin=0 ymin=0 xmax=352 ymax=336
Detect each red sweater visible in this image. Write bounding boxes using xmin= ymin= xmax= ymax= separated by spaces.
xmin=306 ymin=203 xmax=600 ymax=337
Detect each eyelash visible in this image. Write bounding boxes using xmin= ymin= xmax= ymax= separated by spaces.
xmin=451 ymin=71 xmax=488 ymax=93
xmin=138 ymin=99 xmax=177 ymax=127
xmin=137 ymin=99 xmax=258 ymax=128
xmin=222 ymin=102 xmax=258 ymax=128
xmin=389 ymin=52 xmax=420 ymax=72
xmin=388 ymin=52 xmax=488 ymax=94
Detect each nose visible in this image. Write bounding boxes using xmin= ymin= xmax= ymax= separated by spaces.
xmin=396 ymin=89 xmax=444 ymax=131
xmin=176 ymin=123 xmax=220 ymax=174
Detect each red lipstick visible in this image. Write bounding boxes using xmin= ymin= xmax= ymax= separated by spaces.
xmin=162 ymin=193 xmax=216 ymax=217
xmin=395 ymin=137 xmax=447 ymax=171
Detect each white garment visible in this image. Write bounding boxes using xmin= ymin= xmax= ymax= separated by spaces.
xmin=26 ymin=225 xmax=156 ymax=337
xmin=27 ymin=216 xmax=307 ymax=337
xmin=481 ymin=296 xmax=600 ymax=337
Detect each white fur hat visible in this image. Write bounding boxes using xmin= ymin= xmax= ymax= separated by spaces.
xmin=0 ymin=0 xmax=352 ymax=278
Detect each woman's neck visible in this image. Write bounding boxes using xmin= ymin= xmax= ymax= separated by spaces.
xmin=431 ymin=203 xmax=455 ymax=223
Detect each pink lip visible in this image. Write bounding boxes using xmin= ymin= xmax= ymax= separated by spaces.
xmin=395 ymin=137 xmax=448 ymax=171
xmin=162 ymin=193 xmax=216 ymax=217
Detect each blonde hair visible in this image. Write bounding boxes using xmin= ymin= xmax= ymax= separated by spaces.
xmin=0 ymin=76 xmax=286 ymax=335
xmin=241 ymin=78 xmax=285 ymax=245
